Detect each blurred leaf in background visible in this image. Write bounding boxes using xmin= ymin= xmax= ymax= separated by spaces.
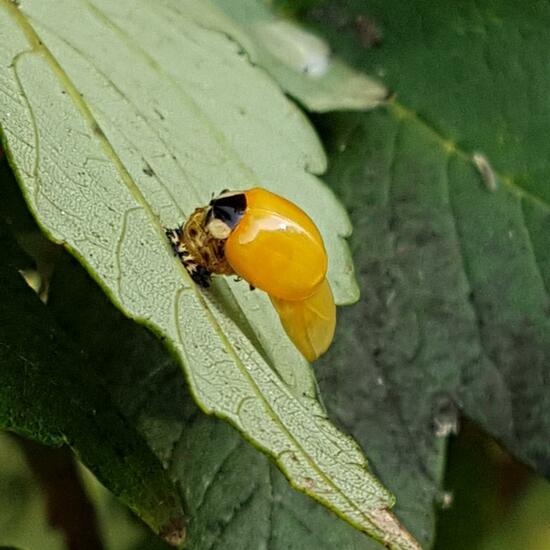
xmin=211 ymin=0 xmax=388 ymax=111
xmin=435 ymin=421 xmax=550 ymax=550
xmin=0 ymin=435 xmax=63 ymax=550
xmin=0 ymin=433 xmax=171 ymax=550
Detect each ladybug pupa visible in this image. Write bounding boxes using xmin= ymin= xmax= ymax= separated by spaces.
xmin=167 ymin=188 xmax=336 ymax=362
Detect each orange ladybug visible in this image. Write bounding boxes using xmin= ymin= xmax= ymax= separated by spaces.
xmin=167 ymin=188 xmax=335 ymax=361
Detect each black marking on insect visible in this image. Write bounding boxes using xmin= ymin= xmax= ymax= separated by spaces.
xmin=207 ymin=192 xmax=246 ymax=230
xmin=166 ymin=227 xmax=184 ymax=256
xmin=189 ymin=264 xmax=212 ymax=288
xmin=166 ymin=227 xmax=212 ymax=288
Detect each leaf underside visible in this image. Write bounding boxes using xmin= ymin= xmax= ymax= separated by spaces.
xmin=0 ymin=0 xmax=418 ymax=548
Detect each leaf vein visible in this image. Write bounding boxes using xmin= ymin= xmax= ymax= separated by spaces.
xmin=389 ymin=102 xmax=550 ymax=212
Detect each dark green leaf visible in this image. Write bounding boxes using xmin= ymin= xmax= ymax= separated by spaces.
xmin=0 ymin=215 xmax=185 ymax=544
xmin=274 ymin=0 xmax=550 ymax=546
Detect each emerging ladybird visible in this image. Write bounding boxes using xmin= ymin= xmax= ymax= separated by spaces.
xmin=166 ymin=187 xmax=336 ymax=361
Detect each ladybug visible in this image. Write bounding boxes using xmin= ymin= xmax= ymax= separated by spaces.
xmin=166 ymin=188 xmax=336 ymax=361
xmin=166 ymin=206 xmax=233 ymax=288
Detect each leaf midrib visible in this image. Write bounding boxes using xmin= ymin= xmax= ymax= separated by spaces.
xmin=388 ymin=101 xmax=550 ymax=213
xmin=388 ymin=97 xmax=550 ymax=302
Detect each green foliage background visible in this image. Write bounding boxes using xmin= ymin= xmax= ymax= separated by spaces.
xmin=1 ymin=0 xmax=550 ymax=549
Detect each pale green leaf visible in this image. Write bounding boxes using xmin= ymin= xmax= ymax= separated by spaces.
xmin=45 ymin=249 xmax=380 ymax=550
xmin=0 ymin=0 xmax=417 ymax=546
xmin=209 ymin=0 xmax=388 ymax=111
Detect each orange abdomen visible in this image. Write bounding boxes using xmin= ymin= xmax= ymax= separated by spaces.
xmin=225 ymin=188 xmax=328 ymax=301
